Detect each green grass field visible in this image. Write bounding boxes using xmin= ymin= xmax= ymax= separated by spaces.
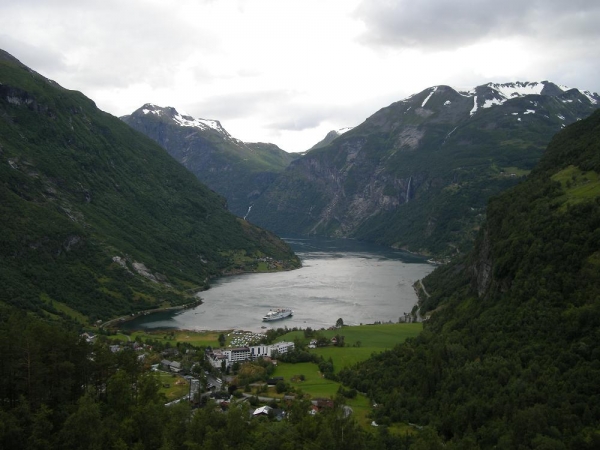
xmin=269 ymin=323 xmax=423 ymax=427
xmin=109 ymin=330 xmax=224 ymax=347
xmin=272 ymin=362 xmax=373 ymax=427
xmin=155 ymin=371 xmax=190 ymax=401
xmin=552 ymin=165 xmax=600 ymax=207
xmin=277 ymin=323 xmax=422 ymax=372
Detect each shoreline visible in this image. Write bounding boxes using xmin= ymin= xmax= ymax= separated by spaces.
xmin=99 ymin=299 xmax=202 ymax=329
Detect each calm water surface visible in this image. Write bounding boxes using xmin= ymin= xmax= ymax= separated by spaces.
xmin=122 ymin=237 xmax=434 ymax=332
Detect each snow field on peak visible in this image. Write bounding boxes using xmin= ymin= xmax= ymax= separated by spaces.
xmin=172 ymin=111 xmax=230 ymax=137
xmin=489 ymin=82 xmax=545 ymax=99
xmin=470 ymin=96 xmax=478 ymax=116
xmin=421 ymin=86 xmax=438 ymax=108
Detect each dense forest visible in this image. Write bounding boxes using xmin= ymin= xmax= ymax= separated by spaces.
xmin=339 ymin=110 xmax=600 ymax=448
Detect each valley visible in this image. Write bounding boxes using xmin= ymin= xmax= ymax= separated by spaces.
xmin=1 ymin=43 xmax=600 ymax=450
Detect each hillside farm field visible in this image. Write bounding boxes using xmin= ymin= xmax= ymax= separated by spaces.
xmin=272 ymin=362 xmax=372 ymax=426
xmin=270 ymin=323 xmax=423 ymax=426
xmin=277 ymin=323 xmax=423 ymax=372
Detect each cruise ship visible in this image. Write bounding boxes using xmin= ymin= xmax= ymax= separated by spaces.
xmin=262 ymin=308 xmax=293 ymax=322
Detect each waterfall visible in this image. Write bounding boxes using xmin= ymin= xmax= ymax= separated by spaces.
xmin=243 ymin=205 xmax=253 ymax=220
xmin=405 ymin=176 xmax=412 ymax=204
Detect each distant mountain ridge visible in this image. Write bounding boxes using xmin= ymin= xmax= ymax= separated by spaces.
xmin=247 ymin=80 xmax=600 ymax=256
xmin=121 ymin=104 xmax=299 ymax=217
xmin=0 ymin=49 xmax=299 ymax=322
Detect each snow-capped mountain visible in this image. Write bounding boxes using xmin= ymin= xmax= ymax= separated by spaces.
xmin=121 ymin=104 xmax=298 ymax=217
xmin=412 ymin=81 xmax=599 ymax=121
xmin=248 ymin=81 xmax=600 ymax=257
xmin=135 ymin=103 xmax=233 ymax=138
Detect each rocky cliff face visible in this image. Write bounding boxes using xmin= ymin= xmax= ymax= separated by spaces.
xmin=121 ymin=104 xmax=298 ymax=217
xmin=249 ymin=82 xmax=600 ymax=256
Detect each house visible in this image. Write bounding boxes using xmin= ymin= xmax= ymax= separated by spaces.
xmin=206 ymin=349 xmax=228 ymax=369
xmin=170 ymin=361 xmax=182 ymax=373
xmin=80 ymin=332 xmax=96 ymax=343
xmin=161 ymin=359 xmax=172 ymax=370
xmin=267 ymin=377 xmax=284 ymax=386
xmin=270 ymin=341 xmax=294 ymax=355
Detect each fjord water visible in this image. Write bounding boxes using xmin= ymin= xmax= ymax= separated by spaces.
xmin=122 ymin=237 xmax=434 ymax=332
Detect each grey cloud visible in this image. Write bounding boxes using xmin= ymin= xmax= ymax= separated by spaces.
xmin=189 ymin=89 xmax=373 ymax=133
xmin=184 ymin=90 xmax=298 ymax=120
xmin=1 ymin=0 xmax=217 ymax=90
xmin=355 ymin=0 xmax=600 ymax=50
xmin=268 ymin=115 xmax=324 ymax=132
xmin=0 ymin=36 xmax=68 ymax=75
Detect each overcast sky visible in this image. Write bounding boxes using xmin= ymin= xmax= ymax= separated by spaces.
xmin=1 ymin=0 xmax=599 ymax=152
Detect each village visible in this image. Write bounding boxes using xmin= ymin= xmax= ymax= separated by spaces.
xmin=77 ymin=319 xmax=425 ymax=429
xmin=79 ymin=326 xmax=364 ymax=421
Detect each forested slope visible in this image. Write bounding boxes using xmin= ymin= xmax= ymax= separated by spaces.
xmin=339 ymin=110 xmax=600 ymax=448
xmin=0 ymin=49 xmax=299 ymax=322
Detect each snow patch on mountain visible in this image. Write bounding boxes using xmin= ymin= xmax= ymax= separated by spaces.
xmin=137 ymin=103 xmax=231 ymax=137
xmin=142 ymin=104 xmax=163 ymax=116
xmin=582 ymin=91 xmax=598 ymax=105
xmin=172 ymin=112 xmax=229 ymax=136
xmin=470 ymin=96 xmax=478 ymax=116
xmin=489 ymin=81 xmax=544 ymax=98
xmin=482 ymin=98 xmax=503 ymax=108
xmin=421 ymin=86 xmax=438 ymax=108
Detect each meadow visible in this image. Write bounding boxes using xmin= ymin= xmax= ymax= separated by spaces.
xmin=276 ymin=322 xmax=422 ymax=372
xmin=270 ymin=323 xmax=423 ymax=427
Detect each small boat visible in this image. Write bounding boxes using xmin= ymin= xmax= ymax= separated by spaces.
xmin=262 ymin=308 xmax=293 ymax=322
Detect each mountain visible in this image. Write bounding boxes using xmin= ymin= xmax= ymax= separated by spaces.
xmin=308 ymin=127 xmax=353 ymax=151
xmin=248 ymin=81 xmax=600 ymax=256
xmin=0 ymin=49 xmax=299 ymax=323
xmin=339 ymin=109 xmax=600 ymax=447
xmin=120 ymin=104 xmax=299 ymax=217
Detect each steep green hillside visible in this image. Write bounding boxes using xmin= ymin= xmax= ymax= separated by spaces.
xmin=249 ymin=82 xmax=600 ymax=257
xmin=339 ymin=110 xmax=600 ymax=447
xmin=121 ymin=105 xmax=298 ymax=217
xmin=0 ymin=50 xmax=299 ymax=323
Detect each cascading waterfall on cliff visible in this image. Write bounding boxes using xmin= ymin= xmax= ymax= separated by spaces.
xmin=405 ymin=176 xmax=412 ymax=203
xmin=243 ymin=204 xmax=253 ymax=220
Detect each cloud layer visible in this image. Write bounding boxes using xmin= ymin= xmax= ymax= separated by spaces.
xmin=356 ymin=0 xmax=600 ymax=49
xmin=1 ymin=0 xmax=599 ymax=151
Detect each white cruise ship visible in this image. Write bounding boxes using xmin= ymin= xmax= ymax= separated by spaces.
xmin=262 ymin=308 xmax=293 ymax=322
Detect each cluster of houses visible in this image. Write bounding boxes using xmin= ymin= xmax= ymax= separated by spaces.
xmin=206 ymin=341 xmax=295 ymax=369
